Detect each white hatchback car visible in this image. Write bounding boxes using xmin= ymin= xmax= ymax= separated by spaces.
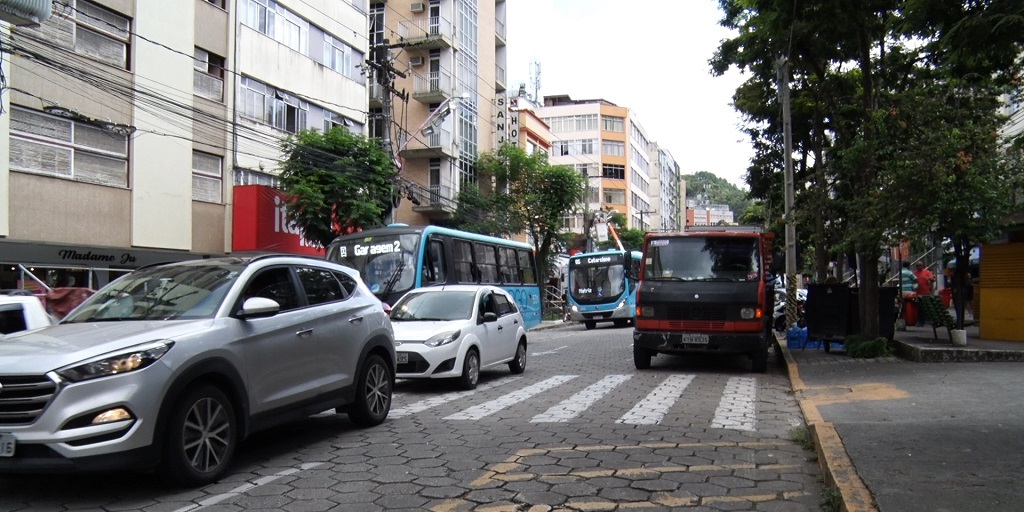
xmin=390 ymin=285 xmax=527 ymax=389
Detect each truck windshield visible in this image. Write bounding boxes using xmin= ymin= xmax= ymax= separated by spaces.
xmin=643 ymin=236 xmax=760 ymax=282
xmin=328 ymin=234 xmax=420 ymax=296
xmin=569 ymin=254 xmax=626 ymax=302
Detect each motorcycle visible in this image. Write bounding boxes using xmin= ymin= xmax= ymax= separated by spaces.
xmin=773 ymin=289 xmax=807 ymax=332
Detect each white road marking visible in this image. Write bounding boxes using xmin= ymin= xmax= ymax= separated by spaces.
xmin=530 ymin=374 xmax=633 ymax=422
xmin=531 ymin=345 xmax=569 ymax=356
xmin=173 ymin=462 xmax=324 ymax=511
xmin=616 ymin=374 xmax=695 ymax=425
xmin=711 ymin=376 xmax=757 ymax=431
xmin=444 ymin=375 xmax=578 ymax=420
xmin=390 ymin=377 xmax=521 ymax=419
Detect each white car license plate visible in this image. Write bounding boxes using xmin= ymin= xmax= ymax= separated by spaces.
xmin=680 ymin=333 xmax=709 ymax=345
xmin=0 ymin=434 xmax=14 ymax=458
xmin=397 ymin=353 xmax=409 ymax=364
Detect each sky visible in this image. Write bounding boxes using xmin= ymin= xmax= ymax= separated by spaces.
xmin=504 ymin=0 xmax=752 ymax=188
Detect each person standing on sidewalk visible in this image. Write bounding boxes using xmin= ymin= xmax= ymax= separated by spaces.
xmin=913 ymin=262 xmax=935 ymax=326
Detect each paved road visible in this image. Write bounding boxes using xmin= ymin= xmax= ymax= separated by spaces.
xmin=793 ymin=349 xmax=1024 ymax=512
xmin=0 ymin=324 xmax=824 ymax=511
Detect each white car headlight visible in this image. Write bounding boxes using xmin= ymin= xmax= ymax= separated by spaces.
xmin=56 ymin=341 xmax=173 ymax=383
xmin=424 ymin=330 xmax=461 ymax=348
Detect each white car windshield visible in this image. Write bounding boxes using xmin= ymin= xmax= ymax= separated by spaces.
xmin=391 ymin=291 xmax=476 ymax=321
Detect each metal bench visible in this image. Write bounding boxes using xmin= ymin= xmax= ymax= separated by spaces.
xmin=918 ymin=294 xmax=956 ymax=341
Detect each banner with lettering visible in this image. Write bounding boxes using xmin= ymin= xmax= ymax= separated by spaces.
xmin=232 ymin=185 xmax=325 ymax=256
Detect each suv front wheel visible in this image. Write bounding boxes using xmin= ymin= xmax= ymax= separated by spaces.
xmin=162 ymin=384 xmax=237 ymax=486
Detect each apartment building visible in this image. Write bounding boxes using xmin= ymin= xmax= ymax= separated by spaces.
xmin=0 ymin=0 xmax=368 ymax=292
xmin=374 ymin=0 xmax=507 ymax=224
xmin=651 ymin=142 xmax=684 ymax=232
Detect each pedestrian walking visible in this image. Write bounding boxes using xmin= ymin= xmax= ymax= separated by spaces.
xmin=913 ymin=262 xmax=935 ymax=326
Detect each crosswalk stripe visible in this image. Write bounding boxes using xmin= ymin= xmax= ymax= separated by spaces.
xmin=530 ymin=374 xmax=633 ymax=423
xmin=390 ymin=377 xmax=522 ymax=419
xmin=710 ymin=376 xmax=757 ymax=431
xmin=616 ymin=374 xmax=695 ymax=425
xmin=444 ymin=375 xmax=579 ymax=420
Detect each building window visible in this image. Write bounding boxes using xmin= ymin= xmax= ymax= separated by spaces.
xmin=325 ymin=34 xmax=363 ymax=83
xmin=239 ymin=77 xmax=308 ymax=134
xmin=602 ymin=140 xmax=625 ymax=156
xmin=602 ymin=115 xmax=624 ymax=132
xmin=234 ymin=168 xmax=280 ymax=187
xmin=604 ymin=188 xmax=625 ymax=204
xmin=602 ymin=163 xmax=625 ymax=180
xmin=28 ymin=0 xmax=131 ymax=69
xmin=244 ymin=0 xmax=309 ymax=54
xmin=194 ymin=48 xmax=225 ymax=101
xmin=544 ymin=114 xmax=598 ymax=133
xmin=192 ymin=151 xmax=223 ymax=203
xmin=9 ymin=107 xmax=128 ymax=188
xmin=204 ymin=0 xmax=227 ymax=8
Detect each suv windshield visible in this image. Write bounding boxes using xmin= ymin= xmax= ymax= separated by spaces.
xmin=328 ymin=234 xmax=419 ymax=297
xmin=643 ymin=236 xmax=760 ymax=282
xmin=391 ymin=290 xmax=475 ymax=321
xmin=63 ymin=263 xmax=242 ymax=322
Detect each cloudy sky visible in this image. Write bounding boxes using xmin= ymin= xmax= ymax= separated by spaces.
xmin=504 ymin=0 xmax=752 ymax=188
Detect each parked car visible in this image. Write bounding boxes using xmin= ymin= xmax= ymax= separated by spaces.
xmin=0 ymin=255 xmax=395 ymax=486
xmin=390 ymin=285 xmax=527 ymax=390
xmin=0 ymin=292 xmax=56 ymax=335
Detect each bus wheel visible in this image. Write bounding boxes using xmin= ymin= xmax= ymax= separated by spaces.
xmin=633 ymin=346 xmax=653 ymax=370
xmin=584 ymin=321 xmax=596 ymax=330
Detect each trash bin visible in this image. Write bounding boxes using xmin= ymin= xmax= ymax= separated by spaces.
xmin=847 ymin=287 xmax=898 ymax=340
xmin=902 ymin=297 xmax=918 ymax=326
xmin=940 ymin=288 xmax=952 ymax=308
xmin=805 ymin=283 xmax=850 ymax=342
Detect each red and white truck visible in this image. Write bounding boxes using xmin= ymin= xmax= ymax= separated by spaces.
xmin=632 ymin=226 xmax=776 ymax=372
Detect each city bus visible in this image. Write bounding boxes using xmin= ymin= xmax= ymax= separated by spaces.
xmin=565 ymin=249 xmax=643 ymax=329
xmin=325 ymin=224 xmax=541 ymax=329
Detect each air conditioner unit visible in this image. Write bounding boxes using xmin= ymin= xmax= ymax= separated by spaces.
xmin=410 ymin=2 xmax=425 ymax=13
xmin=409 ymin=56 xmax=424 ymax=66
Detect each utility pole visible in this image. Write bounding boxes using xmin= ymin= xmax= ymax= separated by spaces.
xmin=777 ymin=57 xmax=798 ymax=328
xmin=364 ymin=38 xmax=407 ymax=224
xmin=638 ymin=210 xmax=656 ymax=231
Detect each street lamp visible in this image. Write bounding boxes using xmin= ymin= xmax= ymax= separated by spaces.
xmin=394 ymin=93 xmax=469 ymax=174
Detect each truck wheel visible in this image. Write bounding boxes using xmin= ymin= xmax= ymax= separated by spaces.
xmin=584 ymin=321 xmax=596 ymax=330
xmin=751 ymin=346 xmax=768 ymax=373
xmin=633 ymin=346 xmax=653 ymax=370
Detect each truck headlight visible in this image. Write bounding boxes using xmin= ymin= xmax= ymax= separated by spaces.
xmin=640 ymin=306 xmax=654 ymax=317
xmin=740 ymin=308 xmax=756 ymax=320
xmin=56 ymin=341 xmax=173 ymax=383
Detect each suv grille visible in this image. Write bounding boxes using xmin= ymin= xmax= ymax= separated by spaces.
xmin=0 ymin=375 xmax=58 ymax=425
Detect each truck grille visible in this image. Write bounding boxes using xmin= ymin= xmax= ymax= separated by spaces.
xmin=0 ymin=375 xmax=58 ymax=425
xmin=665 ymin=304 xmax=729 ymax=321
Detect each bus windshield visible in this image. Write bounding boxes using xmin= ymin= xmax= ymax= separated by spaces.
xmin=644 ymin=236 xmax=760 ymax=282
xmin=569 ymin=253 xmax=626 ymax=302
xmin=328 ymin=234 xmax=420 ymax=296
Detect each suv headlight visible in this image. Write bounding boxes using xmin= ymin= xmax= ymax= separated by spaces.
xmin=424 ymin=330 xmax=460 ymax=348
xmin=56 ymin=341 xmax=173 ymax=383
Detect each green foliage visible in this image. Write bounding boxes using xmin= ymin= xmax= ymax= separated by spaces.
xmin=451 ymin=143 xmax=586 ymax=284
xmin=278 ymin=127 xmax=395 ymax=248
xmin=684 ymin=171 xmax=752 ymax=220
xmin=820 ymin=487 xmax=842 ymax=512
xmin=843 ymin=335 xmax=892 ymax=359
xmin=790 ymin=426 xmax=815 ymax=452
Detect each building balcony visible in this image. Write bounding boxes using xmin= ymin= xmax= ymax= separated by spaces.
xmin=397 ymin=16 xmax=454 ymax=50
xmin=495 ymin=63 xmax=506 ymax=93
xmin=495 ymin=18 xmax=506 ymax=47
xmin=412 ymin=70 xmax=454 ymax=104
xmin=412 ymin=183 xmax=457 ymax=217
xmin=400 ymin=127 xmax=457 ymax=160
xmin=368 ymin=83 xmax=386 ymax=108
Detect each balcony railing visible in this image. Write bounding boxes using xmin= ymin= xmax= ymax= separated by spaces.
xmin=412 ymin=69 xmax=454 ymax=103
xmin=495 ymin=18 xmax=506 ymax=46
xmin=413 ymin=183 xmax=457 ymax=216
xmin=495 ymin=63 xmax=506 ymax=92
xmin=401 ymin=127 xmax=456 ymax=159
xmin=397 ymin=16 xmax=454 ymax=49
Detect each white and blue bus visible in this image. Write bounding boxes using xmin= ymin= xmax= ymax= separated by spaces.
xmin=326 ymin=224 xmax=542 ymax=329
xmin=565 ymin=249 xmax=643 ymax=329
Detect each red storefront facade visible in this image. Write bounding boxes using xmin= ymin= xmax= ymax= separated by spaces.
xmin=232 ymin=185 xmax=325 ymax=257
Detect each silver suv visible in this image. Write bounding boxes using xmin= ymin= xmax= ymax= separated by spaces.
xmin=0 ymin=255 xmax=395 ymax=485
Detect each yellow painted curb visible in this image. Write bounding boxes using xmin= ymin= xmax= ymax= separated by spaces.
xmin=776 ymin=339 xmax=879 ymax=512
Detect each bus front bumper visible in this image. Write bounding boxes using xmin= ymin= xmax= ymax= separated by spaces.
xmin=567 ymin=302 xmax=632 ymax=323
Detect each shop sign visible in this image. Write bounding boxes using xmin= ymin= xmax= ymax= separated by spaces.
xmin=232 ymin=185 xmax=325 ymax=256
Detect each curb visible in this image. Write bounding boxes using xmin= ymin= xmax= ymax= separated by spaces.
xmin=775 ymin=338 xmax=879 ymax=512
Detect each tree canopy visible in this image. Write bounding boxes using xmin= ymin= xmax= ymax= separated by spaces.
xmin=278 ymin=127 xmax=396 ymax=248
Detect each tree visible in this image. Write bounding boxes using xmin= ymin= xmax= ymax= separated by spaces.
xmin=452 ymin=143 xmax=586 ymax=286
xmin=278 ymin=128 xmax=395 ymax=248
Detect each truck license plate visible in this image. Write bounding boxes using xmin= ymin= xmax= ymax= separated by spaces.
xmin=0 ymin=434 xmax=15 ymax=457
xmin=397 ymin=352 xmax=409 ymax=364
xmin=680 ymin=333 xmax=709 ymax=345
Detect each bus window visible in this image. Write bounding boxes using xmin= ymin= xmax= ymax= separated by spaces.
xmin=498 ymin=247 xmax=519 ymax=284
xmin=454 ymin=240 xmax=477 ymax=283
xmin=517 ymin=249 xmax=536 ymax=284
xmin=475 ymin=243 xmax=499 ymax=284
xmin=424 ymin=239 xmax=447 ymax=285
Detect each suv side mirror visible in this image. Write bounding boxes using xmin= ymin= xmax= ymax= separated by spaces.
xmin=237 ymin=297 xmax=280 ymax=319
